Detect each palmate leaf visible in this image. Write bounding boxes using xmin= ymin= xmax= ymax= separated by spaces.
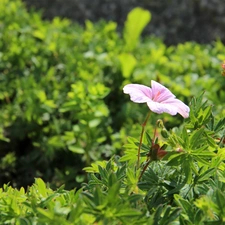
xmin=83 ymin=160 xmax=108 ymax=173
xmin=181 ymin=126 xmax=189 ymax=149
xmin=98 ymin=165 xmax=109 ymax=183
xmin=215 ymin=189 xmax=225 ymax=213
xmin=189 ymin=127 xmax=205 ymax=150
xmin=188 ymin=93 xmax=213 ymax=129
xmin=139 ymin=167 xmax=159 ymax=188
xmin=214 ymin=117 xmax=225 ymax=132
xmin=195 ymin=168 xmax=216 ymax=183
xmin=145 ymin=132 xmax=153 ymax=146
xmin=166 ymin=131 xmax=186 ymax=148
xmin=198 ymin=106 xmax=212 ymax=126
xmin=189 ymin=92 xmax=207 ymax=115
xmin=174 ymin=194 xmax=196 ymax=223
xmin=119 ymin=148 xmax=137 ymax=163
xmin=82 ymin=183 xmax=144 ymax=225
xmin=194 ymin=195 xmax=219 ymax=221
xmin=114 ymin=208 xmax=142 ymax=217
xmin=182 ymin=155 xmax=193 ymax=184
xmin=120 ymin=136 xmax=142 ymax=164
xmin=166 ymin=153 xmax=186 ymax=167
xmin=156 ymin=205 xmax=181 ymax=225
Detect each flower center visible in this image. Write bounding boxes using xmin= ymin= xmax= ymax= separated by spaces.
xmin=153 ymin=91 xmax=161 ymax=101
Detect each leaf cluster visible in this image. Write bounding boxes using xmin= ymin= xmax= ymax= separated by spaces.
xmin=0 ymin=0 xmax=225 ymax=193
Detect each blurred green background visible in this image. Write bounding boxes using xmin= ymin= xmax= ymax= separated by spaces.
xmin=0 ymin=0 xmax=225 ymax=189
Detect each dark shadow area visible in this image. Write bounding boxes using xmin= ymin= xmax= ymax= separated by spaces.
xmin=22 ymin=0 xmax=225 ymax=45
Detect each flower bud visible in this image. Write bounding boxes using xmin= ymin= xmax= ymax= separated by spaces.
xmin=161 ymin=128 xmax=169 ymax=138
xmin=157 ymin=119 xmax=164 ymax=128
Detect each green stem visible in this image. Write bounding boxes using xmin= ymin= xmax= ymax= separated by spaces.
xmin=139 ymin=158 xmax=152 ymax=181
xmin=137 ymin=111 xmax=151 ymax=169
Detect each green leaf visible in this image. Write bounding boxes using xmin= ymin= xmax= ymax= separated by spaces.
xmin=174 ymin=194 xmax=193 ymax=216
xmin=180 ymin=126 xmax=189 ymax=147
xmin=201 ymin=106 xmax=212 ymax=124
xmin=214 ymin=117 xmax=225 ymax=132
xmin=68 ymin=146 xmax=85 ymax=154
xmin=145 ymin=132 xmax=152 ymax=146
xmin=216 ymin=189 xmax=225 ymax=210
xmin=166 ymin=153 xmax=186 ymax=167
xmin=36 ymin=207 xmax=54 ymax=220
xmin=34 ymin=178 xmax=48 ymax=198
xmin=183 ymin=156 xmax=192 ymax=184
xmin=119 ymin=53 xmax=137 ymax=78
xmin=196 ymin=168 xmax=215 ymax=183
xmin=123 ymin=7 xmax=151 ymax=51
xmin=189 ymin=128 xmax=205 ymax=149
xmin=98 ymin=165 xmax=109 ymax=183
xmin=114 ymin=209 xmax=142 ymax=217
xmin=119 ymin=148 xmax=137 ymax=163
xmin=107 ymin=182 xmax=121 ymax=204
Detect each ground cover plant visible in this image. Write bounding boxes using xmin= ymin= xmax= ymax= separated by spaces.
xmin=0 ymin=0 xmax=225 ymax=224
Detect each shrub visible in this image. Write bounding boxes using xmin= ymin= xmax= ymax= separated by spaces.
xmin=0 ymin=95 xmax=225 ymax=224
xmin=0 ymin=0 xmax=225 ymax=190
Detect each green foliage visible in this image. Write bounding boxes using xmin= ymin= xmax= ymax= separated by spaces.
xmin=0 ymin=1 xmax=225 ymax=224
xmin=123 ymin=7 xmax=151 ymax=51
xmin=1 ymin=96 xmax=224 ymax=224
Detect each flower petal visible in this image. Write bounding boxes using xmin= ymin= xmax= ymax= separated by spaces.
xmin=163 ymin=98 xmax=190 ymax=118
xmin=123 ymin=84 xmax=152 ymax=103
xmin=147 ymin=98 xmax=190 ymax=118
xmin=151 ymin=80 xmax=175 ymax=102
xmin=147 ymin=101 xmax=178 ymax=115
xmin=123 ymin=80 xmax=190 ymax=118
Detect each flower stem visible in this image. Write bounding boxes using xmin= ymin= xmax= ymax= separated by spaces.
xmin=137 ymin=111 xmax=151 ymax=169
xmin=139 ymin=159 xmax=152 ymax=181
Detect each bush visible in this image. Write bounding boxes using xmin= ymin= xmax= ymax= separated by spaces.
xmin=1 ymin=0 xmax=225 ymax=224
xmin=0 ymin=0 xmax=225 ymax=191
xmin=0 ymin=95 xmax=225 ymax=224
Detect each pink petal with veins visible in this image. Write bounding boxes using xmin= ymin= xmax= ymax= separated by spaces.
xmin=123 ymin=84 xmax=152 ymax=103
xmin=123 ymin=80 xmax=190 ymax=118
xmin=151 ymin=80 xmax=175 ymax=102
xmin=162 ymin=98 xmax=190 ymax=118
xmin=147 ymin=101 xmax=178 ymax=115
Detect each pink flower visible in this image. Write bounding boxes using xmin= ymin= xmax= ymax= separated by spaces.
xmin=123 ymin=80 xmax=190 ymax=118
